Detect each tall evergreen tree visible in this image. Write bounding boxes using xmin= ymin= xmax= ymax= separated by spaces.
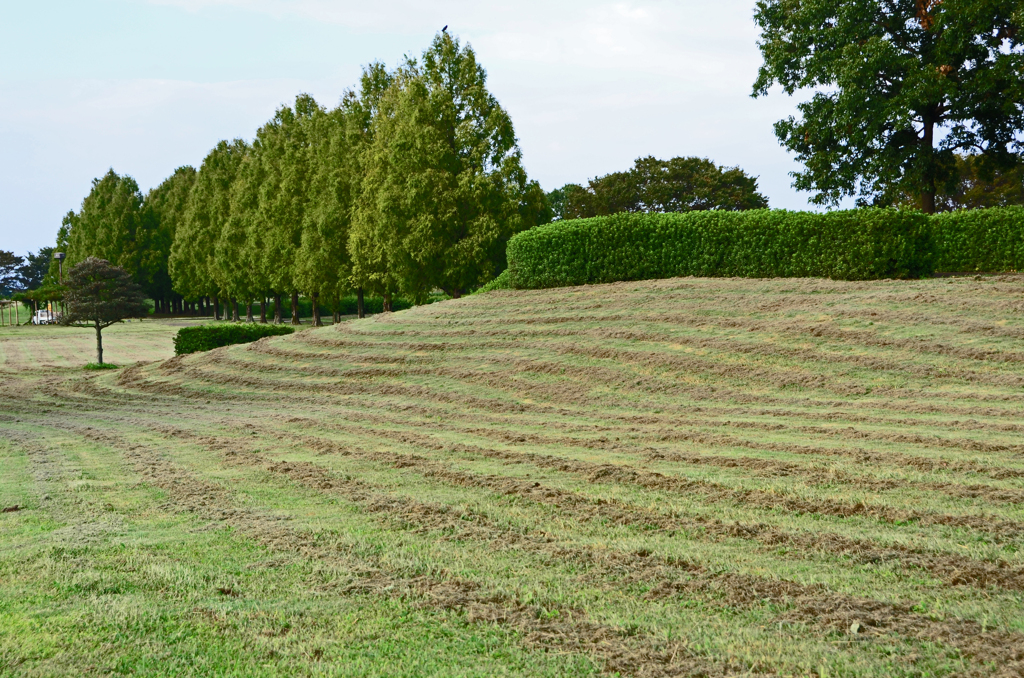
xmin=347 ymin=63 xmax=399 ymax=309
xmin=169 ymin=140 xmax=248 ymax=314
xmin=295 ymin=103 xmax=360 ymax=326
xmin=352 ymin=34 xmax=546 ymax=301
xmin=255 ymin=97 xmax=319 ymax=324
xmin=65 ymin=170 xmax=147 ymax=280
xmin=143 ymin=166 xmax=196 ymax=311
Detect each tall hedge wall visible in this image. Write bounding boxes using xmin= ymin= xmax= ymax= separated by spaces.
xmin=505 ymin=209 xmax=935 ymax=289
xmin=931 ymin=206 xmax=1024 ymax=273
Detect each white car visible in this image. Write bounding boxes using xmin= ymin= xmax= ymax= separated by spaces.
xmin=31 ymin=310 xmax=58 ymax=325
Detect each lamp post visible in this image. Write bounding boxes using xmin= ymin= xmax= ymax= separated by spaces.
xmin=54 ymin=252 xmax=65 ymax=284
xmin=54 ymin=252 xmax=66 ymax=320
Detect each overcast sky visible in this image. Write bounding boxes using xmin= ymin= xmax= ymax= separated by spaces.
xmin=0 ymin=0 xmax=826 ymax=255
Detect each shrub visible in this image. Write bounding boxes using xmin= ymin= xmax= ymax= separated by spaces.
xmin=84 ymin=362 xmax=120 ymax=370
xmin=506 ymin=209 xmax=934 ymax=289
xmin=174 ymin=323 xmax=295 ymax=355
xmin=931 ymin=206 xmax=1024 ymax=273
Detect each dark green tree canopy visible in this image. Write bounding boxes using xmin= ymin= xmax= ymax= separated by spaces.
xmin=60 ymin=257 xmax=150 ymax=365
xmin=753 ymin=0 xmax=1024 ymax=212
xmin=143 ymin=166 xmax=196 ymax=303
xmin=935 ymin=153 xmax=1024 ymax=210
xmin=0 ymin=250 xmax=24 ymax=295
xmin=553 ymin=156 xmax=768 ymax=220
xmin=17 ymin=248 xmax=53 ymax=291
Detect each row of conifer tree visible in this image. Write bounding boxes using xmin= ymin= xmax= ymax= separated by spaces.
xmin=53 ymin=33 xmax=549 ymax=325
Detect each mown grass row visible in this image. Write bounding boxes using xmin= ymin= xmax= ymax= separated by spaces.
xmin=2 ymin=274 xmax=1023 ymax=675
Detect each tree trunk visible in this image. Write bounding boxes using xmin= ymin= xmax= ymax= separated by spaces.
xmin=921 ymin=116 xmax=936 ymax=214
xmin=213 ymin=295 xmax=221 ymax=320
xmin=357 ymin=287 xmax=365 ymax=319
xmin=260 ymin=298 xmax=267 ymax=323
xmin=383 ymin=292 xmax=392 ymax=313
xmin=921 ymin=188 xmax=936 ymax=214
xmin=231 ymin=298 xmax=240 ymax=322
xmin=291 ymin=292 xmax=300 ymax=325
xmin=95 ymin=323 xmax=104 ymax=365
xmin=452 ymin=289 xmax=461 ymax=299
xmin=311 ymin=292 xmax=322 ymax=327
xmin=333 ymin=296 xmax=340 ymax=324
xmin=274 ymin=294 xmax=283 ymax=324
xmin=246 ymin=301 xmax=254 ymax=323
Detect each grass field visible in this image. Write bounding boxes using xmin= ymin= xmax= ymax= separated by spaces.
xmin=1 ymin=275 xmax=1023 ymax=677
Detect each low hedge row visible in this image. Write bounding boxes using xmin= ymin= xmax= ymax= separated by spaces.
xmin=506 ymin=209 xmax=935 ymax=289
xmin=174 ymin=323 xmax=295 ymax=355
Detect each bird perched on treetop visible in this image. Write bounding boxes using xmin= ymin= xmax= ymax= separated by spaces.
xmin=442 ymin=25 xmax=448 ymax=32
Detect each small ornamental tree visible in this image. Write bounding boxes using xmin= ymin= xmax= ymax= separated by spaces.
xmin=60 ymin=257 xmax=149 ymax=365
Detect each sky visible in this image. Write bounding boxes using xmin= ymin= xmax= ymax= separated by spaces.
xmin=0 ymin=0 xmax=825 ymax=256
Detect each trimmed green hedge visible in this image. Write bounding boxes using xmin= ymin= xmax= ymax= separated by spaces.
xmin=932 ymin=206 xmax=1024 ymax=273
xmin=506 ymin=209 xmax=934 ymax=289
xmin=174 ymin=324 xmax=295 ymax=355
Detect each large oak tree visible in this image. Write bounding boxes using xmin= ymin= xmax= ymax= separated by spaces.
xmin=753 ymin=0 xmax=1024 ymax=213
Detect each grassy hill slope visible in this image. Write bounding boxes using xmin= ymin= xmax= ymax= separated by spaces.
xmin=2 ymin=275 xmax=1024 ymax=676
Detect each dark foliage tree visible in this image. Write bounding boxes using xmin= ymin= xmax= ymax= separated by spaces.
xmin=60 ymin=257 xmax=150 ymax=365
xmin=936 ymin=153 xmax=1024 ymax=211
xmin=753 ymin=0 xmax=1024 ymax=213
xmin=0 ymin=251 xmax=24 ymax=295
xmin=17 ymin=248 xmax=53 ymax=291
xmin=544 ymin=185 xmax=569 ymax=221
xmin=555 ymin=156 xmax=768 ymax=220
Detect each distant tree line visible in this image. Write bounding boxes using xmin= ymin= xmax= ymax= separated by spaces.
xmin=546 ymin=156 xmax=769 ymax=221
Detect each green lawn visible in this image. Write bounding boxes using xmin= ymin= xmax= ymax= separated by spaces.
xmin=1 ymin=276 xmax=1023 ymax=676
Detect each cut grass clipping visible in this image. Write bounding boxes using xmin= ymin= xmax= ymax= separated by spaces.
xmin=174 ymin=323 xmax=295 ymax=355
xmin=2 ymin=275 xmax=1024 ymax=676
